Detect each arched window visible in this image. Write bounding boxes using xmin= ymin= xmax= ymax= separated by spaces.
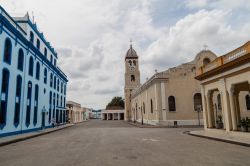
xmin=49 ymin=91 xmax=52 ymax=123
xmin=3 ymin=38 xmax=12 ymax=64
xmin=44 ymin=68 xmax=47 ymax=84
xmin=50 ymin=73 xmax=53 ymax=87
xmin=61 ymin=82 xmax=63 ymax=93
xmin=143 ymin=102 xmax=145 ymax=114
xmin=53 ymin=93 xmax=56 ymax=119
xmin=36 ymin=62 xmax=40 ymax=80
xmin=50 ymin=55 xmax=53 ymax=63
xmin=14 ymin=75 xmax=22 ymax=126
xmin=57 ymin=79 xmax=60 ymax=91
xmin=26 ymin=81 xmax=32 ymax=126
xmin=168 ymin=96 xmax=176 ymax=112
xmin=44 ymin=48 xmax=47 ymax=58
xmin=133 ymin=60 xmax=136 ymax=66
xmin=36 ymin=39 xmax=40 ymax=50
xmin=64 ymin=97 xmax=66 ymax=107
xmin=217 ymin=94 xmax=222 ymax=110
xmin=17 ymin=49 xmax=24 ymax=71
xmin=193 ymin=93 xmax=202 ymax=111
xmin=131 ymin=75 xmax=135 ymax=82
xmin=128 ymin=60 xmax=132 ymax=66
xmin=57 ymin=94 xmax=59 ymax=106
xmin=30 ymin=31 xmax=34 ymax=43
xmin=28 ymin=57 xmax=34 ymax=76
xmin=203 ymin=58 xmax=210 ymax=66
xmin=150 ymin=99 xmax=153 ymax=113
xmin=33 ymin=84 xmax=39 ymax=125
xmin=245 ymin=95 xmax=250 ymax=110
xmin=54 ymin=76 xmax=57 ymax=89
xmin=0 ymin=69 xmax=10 ymax=126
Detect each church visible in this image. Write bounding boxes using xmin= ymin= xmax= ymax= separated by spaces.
xmin=124 ymin=41 xmax=250 ymax=129
xmin=124 ymin=44 xmax=217 ymax=126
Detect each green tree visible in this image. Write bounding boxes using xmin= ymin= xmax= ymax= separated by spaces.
xmin=106 ymin=96 xmax=124 ymax=109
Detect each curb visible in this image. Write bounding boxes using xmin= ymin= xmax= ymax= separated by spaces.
xmin=126 ymin=122 xmax=203 ymax=129
xmin=186 ymin=131 xmax=250 ymax=147
xmin=0 ymin=124 xmax=74 ymax=147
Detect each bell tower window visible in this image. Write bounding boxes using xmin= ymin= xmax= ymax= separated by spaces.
xmin=131 ymin=75 xmax=135 ymax=82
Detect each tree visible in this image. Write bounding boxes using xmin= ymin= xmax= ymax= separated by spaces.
xmin=106 ymin=96 xmax=124 ymax=109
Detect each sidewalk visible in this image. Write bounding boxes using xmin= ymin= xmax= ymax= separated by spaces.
xmin=189 ymin=129 xmax=250 ymax=147
xmin=0 ymin=124 xmax=74 ymax=147
xmin=127 ymin=121 xmax=203 ymax=128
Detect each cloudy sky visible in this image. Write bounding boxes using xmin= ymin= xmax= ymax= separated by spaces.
xmin=1 ymin=0 xmax=250 ymax=109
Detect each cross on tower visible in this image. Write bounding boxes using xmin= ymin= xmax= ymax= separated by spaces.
xmin=203 ymin=44 xmax=208 ymax=50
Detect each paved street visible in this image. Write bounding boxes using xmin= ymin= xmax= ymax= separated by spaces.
xmin=0 ymin=120 xmax=249 ymax=166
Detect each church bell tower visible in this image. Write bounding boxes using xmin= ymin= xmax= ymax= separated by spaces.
xmin=124 ymin=44 xmax=140 ymax=121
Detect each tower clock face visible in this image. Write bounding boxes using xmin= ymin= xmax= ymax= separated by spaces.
xmin=129 ymin=66 xmax=135 ymax=71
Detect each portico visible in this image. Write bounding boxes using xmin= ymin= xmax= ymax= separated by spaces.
xmin=196 ymin=41 xmax=250 ymax=133
xmin=102 ymin=110 xmax=124 ymax=120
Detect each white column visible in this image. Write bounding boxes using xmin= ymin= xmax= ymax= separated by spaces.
xmin=201 ymin=85 xmax=208 ymax=129
xmin=118 ymin=113 xmax=120 ymax=120
xmin=206 ymin=91 xmax=213 ymax=128
xmin=229 ymin=86 xmax=237 ymax=131
xmin=220 ymin=79 xmax=232 ymax=132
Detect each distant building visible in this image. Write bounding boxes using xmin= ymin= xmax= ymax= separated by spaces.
xmin=0 ymin=7 xmax=68 ymax=137
xmin=66 ymin=101 xmax=85 ymax=123
xmin=102 ymin=106 xmax=124 ymax=120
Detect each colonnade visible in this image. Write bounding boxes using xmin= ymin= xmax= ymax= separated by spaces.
xmin=201 ymin=78 xmax=250 ymax=132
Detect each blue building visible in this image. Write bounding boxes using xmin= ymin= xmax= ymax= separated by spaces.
xmin=0 ymin=6 xmax=68 ymax=137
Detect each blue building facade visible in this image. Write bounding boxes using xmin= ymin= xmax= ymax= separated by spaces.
xmin=0 ymin=6 xmax=68 ymax=137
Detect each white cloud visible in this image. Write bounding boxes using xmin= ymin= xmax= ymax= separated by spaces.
xmin=1 ymin=0 xmax=250 ymax=109
xmin=185 ymin=0 xmax=208 ymax=9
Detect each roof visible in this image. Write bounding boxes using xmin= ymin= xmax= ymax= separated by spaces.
xmin=125 ymin=44 xmax=138 ymax=59
xmin=195 ymin=41 xmax=250 ymax=80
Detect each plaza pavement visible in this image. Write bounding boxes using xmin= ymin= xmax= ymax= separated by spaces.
xmin=0 ymin=120 xmax=249 ymax=166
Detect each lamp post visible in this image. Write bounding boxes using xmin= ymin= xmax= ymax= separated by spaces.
xmin=141 ymin=108 xmax=144 ymax=125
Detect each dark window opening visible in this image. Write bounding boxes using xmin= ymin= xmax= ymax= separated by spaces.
xmin=36 ymin=62 xmax=40 ymax=80
xmin=28 ymin=57 xmax=34 ymax=76
xmin=17 ymin=49 xmax=24 ymax=71
xmin=246 ymin=95 xmax=250 ymax=110
xmin=194 ymin=93 xmax=202 ymax=111
xmin=26 ymin=81 xmax=32 ymax=126
xmin=14 ymin=75 xmax=22 ymax=126
xmin=131 ymin=75 xmax=135 ymax=82
xmin=168 ymin=96 xmax=176 ymax=112
xmin=0 ymin=69 xmax=10 ymax=126
xmin=3 ymin=38 xmax=12 ymax=64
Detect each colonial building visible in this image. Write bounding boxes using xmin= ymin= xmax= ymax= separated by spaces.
xmin=196 ymin=41 xmax=250 ymax=133
xmin=102 ymin=106 xmax=125 ymax=120
xmin=124 ymin=44 xmax=217 ymax=125
xmin=124 ymin=44 xmax=140 ymax=121
xmin=66 ymin=101 xmax=85 ymax=123
xmin=0 ymin=7 xmax=68 ymax=137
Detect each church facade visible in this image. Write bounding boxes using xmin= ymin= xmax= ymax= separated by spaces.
xmin=124 ymin=44 xmax=217 ymax=126
xmin=0 ymin=7 xmax=68 ymax=137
